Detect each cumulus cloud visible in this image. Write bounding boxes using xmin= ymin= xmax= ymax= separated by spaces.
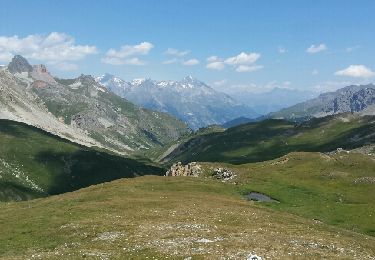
xmin=102 ymin=42 xmax=153 ymax=65
xmin=165 ymin=48 xmax=189 ymax=57
xmin=206 ymin=56 xmax=221 ymax=62
xmin=182 ymin=58 xmax=199 ymax=66
xmin=224 ymin=52 xmax=260 ymax=65
xmin=0 ymin=32 xmax=97 ymax=70
xmin=206 ymin=61 xmax=225 ymax=70
xmin=306 ymin=43 xmax=327 ymax=53
xmin=206 ymin=52 xmax=262 ymax=72
xmin=335 ymin=65 xmax=375 ymax=78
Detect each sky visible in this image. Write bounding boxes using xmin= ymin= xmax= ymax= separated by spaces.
xmin=0 ymin=0 xmax=374 ymax=94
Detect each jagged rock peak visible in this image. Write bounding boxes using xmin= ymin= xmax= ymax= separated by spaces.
xmin=8 ymin=55 xmax=32 ymax=74
xmin=77 ymin=74 xmax=97 ymax=84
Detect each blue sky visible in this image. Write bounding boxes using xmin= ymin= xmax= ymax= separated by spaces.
xmin=0 ymin=0 xmax=374 ymax=93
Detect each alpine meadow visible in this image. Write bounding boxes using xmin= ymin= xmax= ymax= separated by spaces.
xmin=0 ymin=1 xmax=374 ymax=259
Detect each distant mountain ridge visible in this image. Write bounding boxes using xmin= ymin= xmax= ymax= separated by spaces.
xmin=96 ymin=73 xmax=258 ymax=130
xmin=222 ymin=87 xmax=316 ymax=115
xmin=269 ymin=84 xmax=375 ymax=120
xmin=0 ymin=55 xmax=190 ymax=155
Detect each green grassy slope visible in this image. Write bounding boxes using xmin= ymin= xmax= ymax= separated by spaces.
xmin=199 ymin=152 xmax=375 ymax=237
xmin=0 ymin=120 xmax=164 ymax=202
xmin=0 ymin=174 xmax=374 ymax=259
xmin=162 ymin=114 xmax=375 ymax=164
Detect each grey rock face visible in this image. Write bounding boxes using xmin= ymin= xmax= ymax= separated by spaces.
xmin=8 ymin=55 xmax=33 ymax=74
xmin=270 ymin=84 xmax=375 ymax=120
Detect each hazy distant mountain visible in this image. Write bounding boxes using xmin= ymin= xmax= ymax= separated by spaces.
xmin=226 ymin=87 xmax=316 ymax=115
xmin=96 ymin=74 xmax=258 ymax=130
xmin=222 ymin=117 xmax=256 ymax=128
xmin=269 ymin=84 xmax=375 ymax=120
xmin=0 ymin=55 xmax=190 ymax=155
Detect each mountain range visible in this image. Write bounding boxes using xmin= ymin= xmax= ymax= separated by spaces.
xmin=269 ymin=84 xmax=375 ymax=120
xmin=96 ymin=73 xmax=258 ymax=130
xmin=0 ymin=55 xmax=190 ymax=155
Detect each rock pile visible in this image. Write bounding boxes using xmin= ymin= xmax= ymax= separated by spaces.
xmin=212 ymin=167 xmax=235 ymax=181
xmin=165 ymin=162 xmax=201 ymax=177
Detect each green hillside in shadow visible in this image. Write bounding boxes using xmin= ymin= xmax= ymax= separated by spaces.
xmin=162 ymin=114 xmax=375 ymax=164
xmin=0 ymin=120 xmax=164 ymax=202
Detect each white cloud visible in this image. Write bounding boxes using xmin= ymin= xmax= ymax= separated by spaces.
xmin=162 ymin=58 xmax=178 ymax=65
xmin=312 ymin=69 xmax=319 ymax=75
xmin=165 ymin=48 xmax=189 ymax=57
xmin=236 ymin=65 xmax=263 ymax=72
xmin=0 ymin=32 xmax=97 ymax=70
xmin=224 ymin=52 xmax=260 ymax=65
xmin=182 ymin=58 xmax=199 ymax=66
xmin=335 ymin=65 xmax=375 ymax=78
xmin=278 ymin=46 xmax=286 ymax=53
xmin=206 ymin=61 xmax=225 ymax=70
xmin=306 ymin=43 xmax=327 ymax=53
xmin=102 ymin=42 xmax=153 ymax=66
xmin=207 ymin=56 xmax=220 ymax=62
xmin=206 ymin=52 xmax=262 ymax=72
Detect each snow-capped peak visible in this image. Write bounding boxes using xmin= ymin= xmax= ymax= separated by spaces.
xmin=131 ymin=78 xmax=146 ymax=86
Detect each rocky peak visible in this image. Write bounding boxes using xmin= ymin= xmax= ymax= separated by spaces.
xmin=30 ymin=64 xmax=57 ymax=85
xmin=8 ymin=55 xmax=32 ymax=74
xmin=182 ymin=75 xmax=201 ymax=84
xmin=77 ymin=74 xmax=97 ymax=85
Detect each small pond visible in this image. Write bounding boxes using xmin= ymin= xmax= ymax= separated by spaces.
xmin=245 ymin=192 xmax=279 ymax=203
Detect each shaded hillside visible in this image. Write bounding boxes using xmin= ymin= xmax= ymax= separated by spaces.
xmin=0 ymin=120 xmax=164 ymax=202
xmin=161 ymin=114 xmax=375 ymax=164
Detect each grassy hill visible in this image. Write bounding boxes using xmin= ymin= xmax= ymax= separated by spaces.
xmin=161 ymin=114 xmax=375 ymax=164
xmin=198 ymin=152 xmax=375 ymax=237
xmin=0 ymin=119 xmax=164 ymax=202
xmin=0 ymin=167 xmax=374 ymax=259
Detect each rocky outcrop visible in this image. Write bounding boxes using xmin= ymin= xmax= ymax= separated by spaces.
xmin=165 ymin=162 xmax=201 ymax=177
xmin=8 ymin=55 xmax=32 ymax=74
xmin=212 ymin=167 xmax=235 ymax=181
xmin=30 ymin=64 xmax=57 ymax=85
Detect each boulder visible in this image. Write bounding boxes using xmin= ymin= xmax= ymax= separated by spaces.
xmin=212 ymin=167 xmax=235 ymax=181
